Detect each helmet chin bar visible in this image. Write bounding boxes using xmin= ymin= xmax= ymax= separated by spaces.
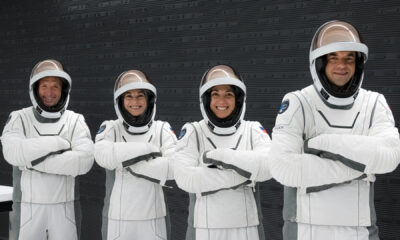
xmin=310 ymin=67 xmax=359 ymax=108
xmin=200 ymin=101 xmax=245 ymax=135
xmin=33 ymin=103 xmax=66 ymax=119
xmin=115 ymin=101 xmax=156 ymax=134
xmin=123 ymin=120 xmax=153 ymax=134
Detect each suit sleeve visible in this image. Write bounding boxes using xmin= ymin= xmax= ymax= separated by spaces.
xmin=269 ymin=93 xmax=364 ymax=188
xmin=173 ymin=123 xmax=249 ymax=195
xmin=127 ymin=122 xmax=177 ymax=185
xmin=306 ymin=94 xmax=400 ymax=174
xmin=1 ymin=111 xmax=71 ymax=168
xmin=94 ymin=121 xmax=160 ymax=170
xmin=204 ymin=121 xmax=272 ymax=182
xmin=32 ymin=114 xmax=94 ymax=176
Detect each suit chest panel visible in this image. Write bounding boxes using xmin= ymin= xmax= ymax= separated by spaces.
xmin=199 ymin=122 xmax=251 ymax=151
xmin=115 ymin=122 xmax=160 ymax=148
xmin=22 ymin=110 xmax=73 ymax=139
xmin=306 ymin=91 xmax=374 ymax=137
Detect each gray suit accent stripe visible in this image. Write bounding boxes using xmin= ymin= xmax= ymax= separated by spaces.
xmin=186 ymin=123 xmax=200 ymax=240
xmin=19 ymin=114 xmax=27 ymax=137
xmin=126 ymin=167 xmax=161 ymax=184
xmin=188 ymin=123 xmax=200 ymax=153
xmin=160 ymin=122 xmax=166 ymax=147
xmin=304 ymin=140 xmax=366 ymax=172
xmin=74 ymin=200 xmax=82 ymax=240
xmin=121 ymin=152 xmax=162 ymax=168
xmin=185 ymin=193 xmax=196 ymax=240
xmin=282 ymin=188 xmax=298 ymax=239
xmin=102 ymin=169 xmax=116 ymax=240
xmin=318 ymin=110 xmax=360 ymax=129
xmin=202 ymin=155 xmax=252 ymax=179
xmin=369 ymin=182 xmax=377 ymax=225
xmin=306 ymin=174 xmax=367 ymax=194
xmin=283 ymin=187 xmax=297 ymax=222
xmin=10 ymin=167 xmax=22 ymax=240
xmin=253 ymin=184 xmax=266 ymax=240
xmin=206 ymin=137 xmax=217 ymax=149
xmin=283 ymin=220 xmax=298 ymax=240
xmin=10 ymin=202 xmax=21 ymax=240
xmin=70 ymin=115 xmax=80 ymax=140
xmin=12 ymin=167 xmax=22 ymax=202
xmin=290 ymin=92 xmax=306 ymax=132
xmin=367 ymin=224 xmax=379 ymax=240
xmin=163 ymin=189 xmax=172 ymax=240
xmin=369 ymin=94 xmax=380 ymax=129
xmin=31 ymin=148 xmax=72 ymax=166
xmin=201 ymin=180 xmax=252 ymax=196
xmin=33 ymin=124 xmax=65 ymax=136
xmin=74 ymin=176 xmax=82 ymax=240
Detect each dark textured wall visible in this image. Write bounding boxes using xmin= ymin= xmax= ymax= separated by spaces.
xmin=0 ymin=1 xmax=399 ymax=239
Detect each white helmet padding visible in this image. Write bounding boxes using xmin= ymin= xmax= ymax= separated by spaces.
xmin=29 ymin=59 xmax=71 ymax=119
xmin=309 ymin=20 xmax=368 ymax=108
xmin=114 ymin=70 xmax=157 ymax=134
xmin=199 ymin=65 xmax=246 ymax=135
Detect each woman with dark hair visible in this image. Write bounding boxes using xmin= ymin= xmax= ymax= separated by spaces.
xmin=174 ymin=65 xmax=272 ymax=240
xmin=94 ymin=70 xmax=176 ymax=240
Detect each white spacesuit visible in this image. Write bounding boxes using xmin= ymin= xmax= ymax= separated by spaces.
xmin=269 ymin=21 xmax=400 ymax=240
xmin=174 ymin=65 xmax=271 ymax=240
xmin=94 ymin=70 xmax=176 ymax=240
xmin=1 ymin=59 xmax=94 ymax=240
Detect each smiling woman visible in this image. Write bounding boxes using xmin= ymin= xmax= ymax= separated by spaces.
xmin=210 ymin=84 xmax=235 ymax=119
xmin=94 ymin=69 xmax=177 ymax=240
xmin=199 ymin=65 xmax=246 ymax=135
xmin=174 ymin=64 xmax=272 ymax=240
xmin=123 ymin=89 xmax=148 ymax=117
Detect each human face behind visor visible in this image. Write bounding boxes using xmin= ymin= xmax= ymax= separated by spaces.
xmin=199 ymin=65 xmax=246 ymax=135
xmin=38 ymin=76 xmax=62 ymax=107
xmin=29 ymin=59 xmax=71 ymax=119
xmin=123 ymin=89 xmax=147 ymax=117
xmin=309 ymin=20 xmax=368 ymax=107
xmin=325 ymin=51 xmax=356 ymax=87
xmin=114 ymin=70 xmax=157 ymax=134
xmin=210 ymin=85 xmax=235 ymax=119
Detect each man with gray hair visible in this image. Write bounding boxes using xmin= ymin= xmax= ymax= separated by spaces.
xmin=1 ymin=59 xmax=94 ymax=239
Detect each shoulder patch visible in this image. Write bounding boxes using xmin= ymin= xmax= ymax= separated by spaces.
xmin=97 ymin=124 xmax=106 ymax=134
xmin=278 ymin=99 xmax=290 ymax=114
xmin=178 ymin=128 xmax=187 ymax=140
xmin=170 ymin=127 xmax=175 ymax=136
xmin=259 ymin=126 xmax=268 ymax=134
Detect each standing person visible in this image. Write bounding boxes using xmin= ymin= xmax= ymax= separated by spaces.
xmin=1 ymin=59 xmax=94 ymax=240
xmin=269 ymin=20 xmax=400 ymax=240
xmin=94 ymin=70 xmax=176 ymax=240
xmin=174 ymin=65 xmax=272 ymax=240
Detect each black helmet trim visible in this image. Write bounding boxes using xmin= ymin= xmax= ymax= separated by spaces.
xmin=199 ymin=77 xmax=246 ymax=135
xmin=29 ymin=70 xmax=71 ymax=119
xmin=113 ymin=81 xmax=157 ymax=134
